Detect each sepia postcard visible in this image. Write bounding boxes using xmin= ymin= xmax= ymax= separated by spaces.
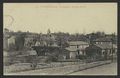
xmin=3 ymin=3 xmax=117 ymax=75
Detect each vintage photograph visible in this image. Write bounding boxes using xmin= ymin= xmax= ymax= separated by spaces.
xmin=3 ymin=3 xmax=117 ymax=75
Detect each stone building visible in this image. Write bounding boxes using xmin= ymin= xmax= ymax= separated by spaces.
xmin=65 ymin=41 xmax=89 ymax=59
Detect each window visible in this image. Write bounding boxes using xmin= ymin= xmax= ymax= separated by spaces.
xmin=77 ymin=50 xmax=79 ymax=55
xmin=77 ymin=45 xmax=79 ymax=48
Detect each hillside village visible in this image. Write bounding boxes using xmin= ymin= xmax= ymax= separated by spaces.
xmin=3 ymin=28 xmax=117 ymax=69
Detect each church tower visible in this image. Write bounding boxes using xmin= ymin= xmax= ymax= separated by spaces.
xmin=47 ymin=29 xmax=52 ymax=37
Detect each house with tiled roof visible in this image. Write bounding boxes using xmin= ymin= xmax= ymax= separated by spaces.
xmin=93 ymin=36 xmax=117 ymax=45
xmin=85 ymin=37 xmax=117 ymax=60
xmin=65 ymin=41 xmax=89 ymax=59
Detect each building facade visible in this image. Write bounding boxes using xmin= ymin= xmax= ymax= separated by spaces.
xmin=66 ymin=41 xmax=89 ymax=59
xmin=85 ymin=37 xmax=117 ymax=61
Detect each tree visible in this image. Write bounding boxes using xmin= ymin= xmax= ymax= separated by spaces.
xmin=55 ymin=32 xmax=69 ymax=48
xmin=15 ymin=33 xmax=26 ymax=50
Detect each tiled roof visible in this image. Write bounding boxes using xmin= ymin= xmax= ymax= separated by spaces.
xmin=94 ymin=37 xmax=112 ymax=42
xmin=68 ymin=41 xmax=89 ymax=45
xmin=66 ymin=46 xmax=87 ymax=52
xmin=65 ymin=46 xmax=78 ymax=52
xmin=95 ymin=43 xmax=116 ymax=49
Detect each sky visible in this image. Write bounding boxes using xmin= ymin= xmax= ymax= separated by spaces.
xmin=3 ymin=3 xmax=117 ymax=34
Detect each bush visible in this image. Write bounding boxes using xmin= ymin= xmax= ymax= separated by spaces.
xmin=76 ymin=55 xmax=86 ymax=60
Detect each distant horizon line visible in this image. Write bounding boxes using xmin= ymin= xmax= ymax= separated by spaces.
xmin=4 ymin=28 xmax=117 ymax=35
